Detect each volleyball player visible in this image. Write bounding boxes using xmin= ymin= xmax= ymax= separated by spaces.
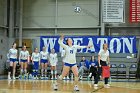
xmin=40 ymin=47 xmax=49 ymax=79
xmin=54 ymin=35 xmax=92 ymax=91
xmin=19 ymin=45 xmax=30 ymax=79
xmin=31 ymin=48 xmax=40 ymax=79
xmin=8 ymin=43 xmax=18 ymax=80
xmin=49 ymin=48 xmax=58 ymax=80
xmin=94 ymin=43 xmax=110 ymax=88
xmin=61 ymin=49 xmax=70 ymax=80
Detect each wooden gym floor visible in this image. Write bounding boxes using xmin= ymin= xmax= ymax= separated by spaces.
xmin=0 ymin=80 xmax=139 ymax=93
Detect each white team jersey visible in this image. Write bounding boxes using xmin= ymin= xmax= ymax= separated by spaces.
xmin=98 ymin=49 xmax=109 ymax=61
xmin=58 ymin=39 xmax=86 ymax=64
xmin=9 ymin=48 xmax=18 ymax=59
xmin=49 ymin=53 xmax=58 ymax=64
xmin=19 ymin=50 xmax=29 ymax=60
xmin=40 ymin=51 xmax=48 ymax=60
xmin=61 ymin=49 xmax=66 ymax=62
xmin=32 ymin=52 xmax=40 ymax=62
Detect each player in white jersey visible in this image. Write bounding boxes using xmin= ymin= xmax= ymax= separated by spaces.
xmin=49 ymin=48 xmax=58 ymax=80
xmin=8 ymin=43 xmax=18 ymax=80
xmin=19 ymin=45 xmax=30 ymax=79
xmin=96 ymin=44 xmax=110 ymax=88
xmin=40 ymin=47 xmax=49 ymax=78
xmin=61 ymin=49 xmax=70 ymax=80
xmin=53 ymin=35 xmax=92 ymax=91
xmin=31 ymin=48 xmax=40 ymax=79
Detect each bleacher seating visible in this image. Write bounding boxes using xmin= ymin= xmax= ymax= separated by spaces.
xmin=56 ymin=53 xmax=138 ymax=79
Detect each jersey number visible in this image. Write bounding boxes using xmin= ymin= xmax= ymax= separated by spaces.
xmin=70 ymin=50 xmax=73 ymax=54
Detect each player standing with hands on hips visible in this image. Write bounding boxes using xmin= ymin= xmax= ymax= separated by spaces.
xmin=53 ymin=35 xmax=92 ymax=91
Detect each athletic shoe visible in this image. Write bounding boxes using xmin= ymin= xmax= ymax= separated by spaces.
xmin=28 ymin=74 xmax=32 ymax=79
xmin=40 ymin=76 xmax=44 ymax=80
xmin=104 ymin=84 xmax=110 ymax=88
xmin=55 ymin=77 xmax=57 ymax=80
xmin=106 ymin=84 xmax=110 ymax=87
xmin=24 ymin=75 xmax=27 ymax=79
xmin=74 ymin=85 xmax=79 ymax=91
xmin=63 ymin=77 xmax=66 ymax=80
xmin=51 ymin=77 xmax=53 ymax=80
xmin=45 ymin=76 xmax=48 ymax=80
xmin=36 ymin=76 xmax=39 ymax=80
xmin=66 ymin=76 xmax=70 ymax=80
xmin=53 ymin=83 xmax=58 ymax=91
xmin=80 ymin=76 xmax=83 ymax=80
xmin=8 ymin=75 xmax=11 ymax=80
xmin=94 ymin=84 xmax=98 ymax=87
xmin=88 ymin=73 xmax=92 ymax=78
xmin=19 ymin=75 xmax=22 ymax=80
xmin=13 ymin=76 xmax=16 ymax=80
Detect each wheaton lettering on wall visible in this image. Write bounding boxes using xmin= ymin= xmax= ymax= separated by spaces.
xmin=40 ymin=36 xmax=137 ymax=53
xmin=103 ymin=0 xmax=125 ymax=23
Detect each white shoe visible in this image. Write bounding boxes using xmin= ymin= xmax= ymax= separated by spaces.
xmin=94 ymin=84 xmax=98 ymax=87
xmin=53 ymin=83 xmax=58 ymax=91
xmin=13 ymin=76 xmax=16 ymax=80
xmin=8 ymin=75 xmax=11 ymax=80
xmin=80 ymin=76 xmax=83 ymax=80
xmin=74 ymin=85 xmax=79 ymax=91
xmin=33 ymin=76 xmax=36 ymax=80
xmin=104 ymin=84 xmax=110 ymax=88
xmin=63 ymin=77 xmax=66 ymax=80
xmin=106 ymin=84 xmax=110 ymax=87
xmin=88 ymin=73 xmax=92 ymax=78
xmin=67 ymin=76 xmax=70 ymax=80
xmin=36 ymin=76 xmax=39 ymax=80
xmin=55 ymin=77 xmax=57 ymax=80
xmin=51 ymin=77 xmax=53 ymax=80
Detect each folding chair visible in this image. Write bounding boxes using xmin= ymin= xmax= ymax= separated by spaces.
xmin=117 ymin=64 xmax=127 ymax=79
xmin=110 ymin=64 xmax=118 ymax=79
xmin=129 ymin=64 xmax=137 ymax=79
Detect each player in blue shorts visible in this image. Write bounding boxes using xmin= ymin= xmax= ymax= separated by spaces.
xmin=31 ymin=48 xmax=40 ymax=79
xmin=53 ymin=35 xmax=92 ymax=91
xmin=40 ymin=47 xmax=49 ymax=78
xmin=7 ymin=43 xmax=18 ymax=80
xmin=19 ymin=45 xmax=30 ymax=79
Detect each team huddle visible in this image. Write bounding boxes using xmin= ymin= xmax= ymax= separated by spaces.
xmin=7 ymin=35 xmax=110 ymax=91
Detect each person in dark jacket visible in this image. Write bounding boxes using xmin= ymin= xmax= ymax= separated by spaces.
xmin=88 ymin=56 xmax=98 ymax=80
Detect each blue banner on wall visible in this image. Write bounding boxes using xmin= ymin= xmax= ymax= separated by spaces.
xmin=40 ymin=36 xmax=137 ymax=53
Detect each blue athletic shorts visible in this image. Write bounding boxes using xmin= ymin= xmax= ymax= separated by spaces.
xmin=20 ymin=59 xmax=27 ymax=63
xmin=41 ymin=59 xmax=48 ymax=64
xmin=64 ymin=63 xmax=76 ymax=67
xmin=33 ymin=61 xmax=39 ymax=70
xmin=9 ymin=58 xmax=17 ymax=62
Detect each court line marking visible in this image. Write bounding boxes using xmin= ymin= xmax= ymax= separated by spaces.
xmin=110 ymin=85 xmax=140 ymax=90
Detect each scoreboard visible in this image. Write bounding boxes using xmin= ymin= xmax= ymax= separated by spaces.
xmin=130 ymin=0 xmax=140 ymax=22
